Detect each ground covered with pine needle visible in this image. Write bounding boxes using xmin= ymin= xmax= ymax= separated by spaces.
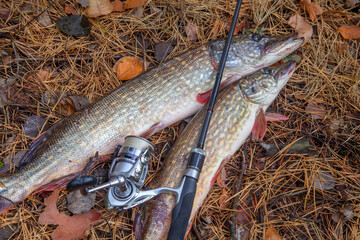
xmin=0 ymin=0 xmax=359 ymax=239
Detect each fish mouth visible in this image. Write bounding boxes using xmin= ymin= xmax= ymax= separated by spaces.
xmin=263 ymin=33 xmax=304 ymax=56
xmin=275 ymin=60 xmax=297 ymax=88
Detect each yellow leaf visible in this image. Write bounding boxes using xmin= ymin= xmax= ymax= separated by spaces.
xmin=115 ymin=56 xmax=144 ymax=81
xmin=265 ymin=225 xmax=282 ymax=240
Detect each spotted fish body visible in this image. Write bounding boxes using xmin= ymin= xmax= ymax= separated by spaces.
xmin=0 ymin=34 xmax=302 ymax=213
xmin=137 ymin=61 xmax=297 ymax=239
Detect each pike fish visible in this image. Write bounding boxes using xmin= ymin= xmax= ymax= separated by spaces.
xmin=136 ymin=61 xmax=297 ymax=239
xmin=0 ymin=34 xmax=302 ymax=213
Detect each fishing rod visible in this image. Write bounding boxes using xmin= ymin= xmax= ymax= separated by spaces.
xmin=166 ymin=0 xmax=243 ymax=238
xmin=66 ymin=0 xmax=243 ymax=238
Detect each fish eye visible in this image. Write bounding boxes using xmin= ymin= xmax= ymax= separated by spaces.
xmin=261 ymin=83 xmax=268 ymax=88
xmin=250 ymin=87 xmax=257 ymax=94
xmin=262 ymin=68 xmax=271 ymax=75
xmin=251 ymin=33 xmax=261 ymax=42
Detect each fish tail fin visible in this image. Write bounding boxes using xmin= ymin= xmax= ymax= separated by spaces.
xmin=0 ymin=176 xmax=15 ymax=213
xmin=0 ymin=175 xmax=28 ymax=214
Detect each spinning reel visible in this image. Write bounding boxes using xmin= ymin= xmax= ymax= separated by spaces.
xmin=67 ymin=136 xmax=184 ymax=209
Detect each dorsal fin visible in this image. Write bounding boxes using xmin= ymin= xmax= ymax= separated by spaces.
xmin=19 ymin=120 xmax=63 ymax=169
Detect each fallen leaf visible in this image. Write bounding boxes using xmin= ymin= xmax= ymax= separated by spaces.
xmin=58 ymin=97 xmax=77 ymax=115
xmin=111 ymin=0 xmax=125 ymax=12
xmin=155 ymin=42 xmax=174 ymax=62
xmin=86 ymin=0 xmax=113 ymax=17
xmin=305 ymin=102 xmax=326 ymax=119
xmin=226 ymin=19 xmax=245 ymax=36
xmin=0 ymin=8 xmax=10 ymax=21
xmin=340 ymin=205 xmax=354 ymax=220
xmin=265 ymin=225 xmax=282 ymax=240
xmin=288 ymin=12 xmax=313 ymax=43
xmin=218 ymin=189 xmax=230 ymax=208
xmin=235 ymin=208 xmax=252 ymax=240
xmin=39 ymin=189 xmax=101 ymax=240
xmin=65 ymin=4 xmax=78 ymax=15
xmin=37 ymin=11 xmax=52 ymax=27
xmin=0 ymin=225 xmax=13 ymax=240
xmin=314 ymin=171 xmax=335 ymax=190
xmin=345 ymin=0 xmax=359 ymax=8
xmin=216 ymin=168 xmax=227 ymax=188
xmin=56 ymin=15 xmax=92 ymax=37
xmin=132 ymin=6 xmax=144 ymax=18
xmin=67 ymin=190 xmax=96 ymax=214
xmin=12 ymin=150 xmax=27 ymax=168
xmin=185 ymin=22 xmax=199 ymax=41
xmin=115 ymin=56 xmax=144 ymax=80
xmin=24 ymin=115 xmax=47 ymax=138
xmin=337 ymin=26 xmax=360 ymax=40
xmin=331 ymin=211 xmax=341 ymax=222
xmin=77 ymin=0 xmax=89 ymax=8
xmin=27 ymin=70 xmax=51 ymax=82
xmin=125 ymin=0 xmax=146 ymax=9
xmin=300 ymin=0 xmax=323 ymax=21
xmin=68 ymin=95 xmax=90 ymax=111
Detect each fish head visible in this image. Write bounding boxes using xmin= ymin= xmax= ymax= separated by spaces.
xmin=210 ymin=33 xmax=303 ymax=72
xmin=239 ymin=60 xmax=297 ymax=106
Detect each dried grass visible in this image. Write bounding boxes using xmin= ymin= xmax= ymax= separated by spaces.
xmin=0 ymin=0 xmax=359 ymax=239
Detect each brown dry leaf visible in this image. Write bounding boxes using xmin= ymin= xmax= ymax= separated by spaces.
xmin=58 ymin=97 xmax=77 ymax=116
xmin=38 ymin=11 xmax=52 ymax=27
xmin=305 ymin=102 xmax=326 ymax=120
xmin=86 ymin=0 xmax=113 ymax=17
xmin=185 ymin=22 xmax=199 ymax=41
xmin=265 ymin=225 xmax=282 ymax=240
xmin=216 ymin=168 xmax=227 ymax=188
xmin=336 ymin=26 xmax=360 ymax=40
xmin=300 ymin=0 xmax=323 ymax=21
xmin=27 ymin=70 xmax=51 ymax=82
xmin=39 ymin=189 xmax=101 ymax=240
xmin=125 ymin=0 xmax=146 ymax=9
xmin=0 ymin=8 xmax=10 ymax=21
xmin=115 ymin=56 xmax=144 ymax=81
xmin=288 ymin=12 xmax=313 ymax=43
xmin=65 ymin=4 xmax=78 ymax=15
xmin=218 ymin=189 xmax=230 ymax=208
xmin=345 ymin=0 xmax=359 ymax=8
xmin=111 ymin=0 xmax=125 ymax=12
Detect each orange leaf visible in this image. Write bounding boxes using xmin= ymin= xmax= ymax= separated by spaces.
xmin=65 ymin=4 xmax=78 ymax=15
xmin=288 ymin=12 xmax=313 ymax=43
xmin=115 ymin=56 xmax=144 ymax=81
xmin=265 ymin=225 xmax=282 ymax=240
xmin=86 ymin=0 xmax=113 ymax=17
xmin=125 ymin=0 xmax=146 ymax=9
xmin=218 ymin=189 xmax=230 ymax=208
xmin=300 ymin=0 xmax=323 ymax=21
xmin=337 ymin=26 xmax=360 ymax=40
xmin=111 ymin=0 xmax=125 ymax=12
xmin=39 ymin=189 xmax=101 ymax=240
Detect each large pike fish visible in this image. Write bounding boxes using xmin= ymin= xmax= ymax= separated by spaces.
xmin=0 ymin=34 xmax=302 ymax=213
xmin=136 ymin=61 xmax=297 ymax=239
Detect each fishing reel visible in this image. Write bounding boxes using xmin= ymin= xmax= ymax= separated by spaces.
xmin=67 ymin=136 xmax=182 ymax=210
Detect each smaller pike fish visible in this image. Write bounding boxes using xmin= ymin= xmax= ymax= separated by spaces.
xmin=136 ymin=61 xmax=297 ymax=239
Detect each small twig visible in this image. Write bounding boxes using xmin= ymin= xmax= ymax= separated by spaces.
xmin=11 ymin=40 xmax=20 ymax=76
xmin=231 ymin=141 xmax=248 ymax=240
